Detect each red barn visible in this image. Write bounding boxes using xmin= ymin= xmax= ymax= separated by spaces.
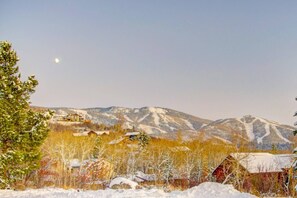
xmin=212 ymin=153 xmax=295 ymax=194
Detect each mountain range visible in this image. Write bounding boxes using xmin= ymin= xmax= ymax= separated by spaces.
xmin=50 ymin=106 xmax=296 ymax=149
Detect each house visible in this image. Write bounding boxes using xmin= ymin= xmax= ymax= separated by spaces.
xmin=64 ymin=113 xmax=85 ymax=122
xmin=84 ymin=158 xmax=114 ymax=181
xmin=69 ymin=159 xmax=81 ymax=169
xmin=73 ymin=130 xmax=110 ymax=137
xmin=108 ymin=136 xmax=140 ymax=151
xmin=87 ymin=130 xmax=110 ymax=136
xmin=125 ymin=132 xmax=140 ymax=140
xmin=108 ymin=132 xmax=142 ymax=149
xmin=52 ymin=114 xmax=65 ymax=121
xmin=212 ymin=152 xmax=295 ymax=193
xmin=68 ymin=158 xmax=114 ymax=181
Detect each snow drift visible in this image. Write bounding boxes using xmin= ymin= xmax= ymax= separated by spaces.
xmin=0 ymin=182 xmax=256 ymax=198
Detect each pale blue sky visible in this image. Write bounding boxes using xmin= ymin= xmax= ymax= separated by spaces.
xmin=1 ymin=0 xmax=297 ymax=125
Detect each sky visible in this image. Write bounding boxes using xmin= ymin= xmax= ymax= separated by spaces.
xmin=1 ymin=0 xmax=297 ymax=125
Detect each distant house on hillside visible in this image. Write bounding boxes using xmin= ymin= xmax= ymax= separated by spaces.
xmin=52 ymin=114 xmax=65 ymax=121
xmin=73 ymin=130 xmax=110 ymax=137
xmin=88 ymin=130 xmax=110 ymax=136
xmin=108 ymin=132 xmax=141 ymax=148
xmin=64 ymin=113 xmax=85 ymax=122
xmin=125 ymin=132 xmax=140 ymax=140
xmin=212 ymin=152 xmax=295 ymax=194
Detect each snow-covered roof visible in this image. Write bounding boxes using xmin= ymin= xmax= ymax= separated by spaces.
xmin=230 ymin=152 xmax=295 ymax=173
xmin=73 ymin=130 xmax=110 ymax=137
xmin=109 ymin=177 xmax=138 ymax=189
xmin=125 ymin=132 xmax=140 ymax=136
xmin=89 ymin=130 xmax=110 ymax=135
xmin=69 ymin=159 xmax=81 ymax=168
xmin=0 ymin=182 xmax=257 ymax=197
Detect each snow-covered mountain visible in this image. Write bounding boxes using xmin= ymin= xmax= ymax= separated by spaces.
xmin=200 ymin=115 xmax=295 ymax=149
xmin=51 ymin=107 xmax=211 ymax=134
xmin=50 ymin=107 xmax=295 ymax=148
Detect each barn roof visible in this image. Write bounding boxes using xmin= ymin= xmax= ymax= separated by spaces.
xmin=230 ymin=152 xmax=295 ymax=173
xmin=89 ymin=130 xmax=110 ymax=135
xmin=73 ymin=130 xmax=110 ymax=137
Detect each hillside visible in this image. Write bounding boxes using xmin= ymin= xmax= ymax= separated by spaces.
xmin=50 ymin=107 xmax=296 ymax=149
xmin=51 ymin=106 xmax=212 ymax=134
xmin=200 ymin=115 xmax=295 ymax=149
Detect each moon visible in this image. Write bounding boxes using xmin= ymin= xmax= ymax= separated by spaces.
xmin=54 ymin=58 xmax=60 ymax=63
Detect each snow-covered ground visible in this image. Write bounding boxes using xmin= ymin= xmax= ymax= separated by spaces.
xmin=0 ymin=182 xmax=256 ymax=198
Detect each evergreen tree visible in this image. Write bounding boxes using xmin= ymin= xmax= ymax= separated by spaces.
xmin=92 ymin=136 xmax=103 ymax=158
xmin=0 ymin=41 xmax=51 ymax=188
xmin=137 ymin=131 xmax=151 ymax=150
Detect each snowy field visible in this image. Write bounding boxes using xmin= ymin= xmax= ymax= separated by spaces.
xmin=0 ymin=182 xmax=256 ymax=198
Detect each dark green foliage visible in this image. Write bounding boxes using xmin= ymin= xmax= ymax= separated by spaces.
xmin=137 ymin=132 xmax=151 ymax=150
xmin=0 ymin=41 xmax=51 ymax=188
xmin=92 ymin=136 xmax=103 ymax=158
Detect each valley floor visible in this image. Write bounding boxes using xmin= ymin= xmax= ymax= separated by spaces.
xmin=0 ymin=182 xmax=256 ymax=198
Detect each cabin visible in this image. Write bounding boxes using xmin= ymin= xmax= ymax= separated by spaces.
xmin=107 ymin=132 xmax=141 ymax=145
xmin=69 ymin=158 xmax=81 ymax=173
xmin=87 ymin=130 xmax=110 ymax=136
xmin=108 ymin=137 xmax=140 ymax=150
xmin=125 ymin=132 xmax=140 ymax=140
xmin=212 ymin=152 xmax=295 ymax=194
xmin=68 ymin=158 xmax=114 ymax=181
xmin=84 ymin=158 xmax=114 ymax=181
xmin=108 ymin=133 xmax=141 ymax=151
xmin=73 ymin=130 xmax=110 ymax=137
xmin=52 ymin=114 xmax=65 ymax=121
xmin=64 ymin=113 xmax=84 ymax=122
